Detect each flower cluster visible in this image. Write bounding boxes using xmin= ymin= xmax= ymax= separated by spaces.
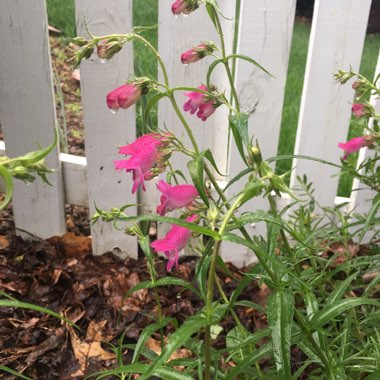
xmin=114 ymin=133 xmax=172 ymax=193
xmin=183 ymin=85 xmax=220 ymax=121
xmin=151 ymin=214 xmax=198 ymax=271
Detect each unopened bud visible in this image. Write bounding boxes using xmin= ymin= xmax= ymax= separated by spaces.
xmin=97 ymin=39 xmax=123 ymax=60
xmin=71 ymin=37 xmax=88 ymax=47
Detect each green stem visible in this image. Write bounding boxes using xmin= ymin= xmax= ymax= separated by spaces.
xmin=212 ymin=8 xmax=240 ymax=112
xmin=169 ymin=94 xmax=200 ymax=154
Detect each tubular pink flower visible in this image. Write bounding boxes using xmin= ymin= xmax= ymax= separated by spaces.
xmin=156 ymin=180 xmax=198 ymax=216
xmin=197 ymin=100 xmax=217 ymax=121
xmin=114 ymin=133 xmax=171 ymax=193
xmin=106 ymin=84 xmax=142 ymax=110
xmin=183 ymin=85 xmax=207 ymax=114
xmin=338 ymin=136 xmax=371 ymax=160
xmin=351 ymin=103 xmax=366 ymax=117
xmin=151 ymin=215 xmax=198 ymax=271
xmin=181 ymin=43 xmax=211 ymax=64
xmin=171 ymin=0 xmax=199 ymax=15
xmin=183 ymin=85 xmax=220 ymax=121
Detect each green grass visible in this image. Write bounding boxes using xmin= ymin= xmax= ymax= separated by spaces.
xmin=46 ymin=1 xmax=380 ymax=196
xmin=46 ymin=0 xmax=76 ymax=38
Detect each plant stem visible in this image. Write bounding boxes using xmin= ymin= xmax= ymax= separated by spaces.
xmin=212 ymin=8 xmax=240 ymax=113
xmin=169 ymin=94 xmax=200 ymax=154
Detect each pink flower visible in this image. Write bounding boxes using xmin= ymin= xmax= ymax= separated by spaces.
xmin=156 ymin=180 xmax=198 ymax=216
xmin=351 ymin=103 xmax=366 ymax=117
xmin=97 ymin=39 xmax=122 ymax=60
xmin=171 ymin=0 xmax=199 ymax=15
xmin=338 ymin=136 xmax=372 ymax=160
xmin=181 ymin=43 xmax=215 ymax=64
xmin=183 ymin=85 xmax=219 ymax=121
xmin=114 ymin=133 xmax=171 ymax=193
xmin=106 ymin=84 xmax=142 ymax=110
xmin=151 ymin=215 xmax=198 ymax=271
xmin=197 ymin=101 xmax=217 ymax=121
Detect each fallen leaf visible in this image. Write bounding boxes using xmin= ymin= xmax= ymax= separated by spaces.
xmin=0 ymin=235 xmax=9 ymax=250
xmin=48 ymin=232 xmax=92 ymax=258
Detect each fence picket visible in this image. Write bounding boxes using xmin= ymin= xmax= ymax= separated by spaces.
xmin=157 ymin=1 xmax=235 ymax=250
xmin=290 ymin=0 xmax=372 ymax=206
xmin=0 ymin=0 xmax=66 ymax=238
xmin=224 ymin=0 xmax=297 ymax=266
xmin=75 ymin=0 xmax=137 ymax=257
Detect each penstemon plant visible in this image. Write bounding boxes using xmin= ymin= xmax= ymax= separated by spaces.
xmin=73 ymin=1 xmax=380 ymax=379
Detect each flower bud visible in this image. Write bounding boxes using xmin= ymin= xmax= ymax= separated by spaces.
xmin=71 ymin=37 xmax=89 ymax=47
xmin=97 ymin=39 xmax=123 ymax=60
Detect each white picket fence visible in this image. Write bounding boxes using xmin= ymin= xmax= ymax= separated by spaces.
xmin=0 ymin=0 xmax=378 ymax=266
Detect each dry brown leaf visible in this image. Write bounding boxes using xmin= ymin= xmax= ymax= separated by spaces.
xmin=48 ymin=232 xmax=92 ymax=258
xmin=67 ymin=323 xmax=115 ymax=378
xmin=0 ymin=235 xmax=9 ymax=250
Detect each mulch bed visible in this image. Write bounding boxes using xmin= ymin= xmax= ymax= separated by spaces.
xmin=0 ymin=201 xmax=268 ymax=379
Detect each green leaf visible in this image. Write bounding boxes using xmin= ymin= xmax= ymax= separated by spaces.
xmin=227 ymin=54 xmax=274 ymax=78
xmin=138 ymin=313 xmax=209 ymax=380
xmin=204 ymin=149 xmax=225 ymax=176
xmin=229 ymin=113 xmax=250 ymax=149
xmin=188 ymin=156 xmax=209 ymax=206
xmin=85 ymin=363 xmax=194 ymax=380
xmin=358 ymin=199 xmax=380 ymax=244
xmin=326 ymin=272 xmax=358 ymax=305
xmin=309 ymin=298 xmax=380 ymax=329
xmin=132 ymin=318 xmax=174 ymax=364
xmin=0 ymin=299 xmax=78 ymax=329
xmin=223 ymin=167 xmax=251 ymax=192
xmin=126 ymin=277 xmax=202 ymax=299
xmin=109 ymin=214 xmax=219 ymax=239
xmin=225 ymin=343 xmax=273 ymax=380
xmin=267 ymin=289 xmax=294 ymax=378
xmin=228 ymin=114 xmax=248 ymax=165
xmin=0 ymin=165 xmax=13 ymax=211
xmin=0 ymin=366 xmax=33 ymax=380
xmin=143 ymin=92 xmax=167 ymax=130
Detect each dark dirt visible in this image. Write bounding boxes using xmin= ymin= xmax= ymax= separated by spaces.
xmin=0 ymin=199 xmax=269 ymax=379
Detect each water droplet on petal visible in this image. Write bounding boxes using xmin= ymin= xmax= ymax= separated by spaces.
xmin=110 ymin=109 xmax=119 ymax=114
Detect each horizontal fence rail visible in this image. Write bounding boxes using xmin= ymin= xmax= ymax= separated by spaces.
xmin=0 ymin=0 xmax=378 ymax=266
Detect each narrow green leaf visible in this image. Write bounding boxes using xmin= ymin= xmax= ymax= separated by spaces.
xmin=188 ymin=156 xmax=209 ymax=206
xmin=138 ymin=314 xmax=208 ymax=380
xmin=228 ymin=115 xmax=248 ymax=165
xmin=85 ymin=363 xmax=194 ymax=380
xmin=225 ymin=343 xmax=273 ymax=380
xmin=326 ymin=272 xmax=358 ymax=305
xmin=0 ymin=165 xmax=13 ymax=211
xmin=143 ymin=92 xmax=167 ymax=130
xmin=358 ymin=200 xmax=380 ymax=244
xmin=204 ymin=149 xmax=225 ymax=176
xmin=132 ymin=318 xmax=173 ymax=364
xmin=267 ymin=289 xmax=294 ymax=378
xmin=0 ymin=366 xmax=32 ymax=380
xmin=0 ymin=299 xmax=78 ymax=329
xmin=310 ymin=298 xmax=380 ymax=329
xmin=229 ymin=113 xmax=250 ymax=148
xmin=108 ymin=214 xmax=219 ymax=239
xmin=126 ymin=277 xmax=202 ymax=299
xmin=223 ymin=167 xmax=251 ymax=192
xmin=228 ymin=54 xmax=273 ymax=78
